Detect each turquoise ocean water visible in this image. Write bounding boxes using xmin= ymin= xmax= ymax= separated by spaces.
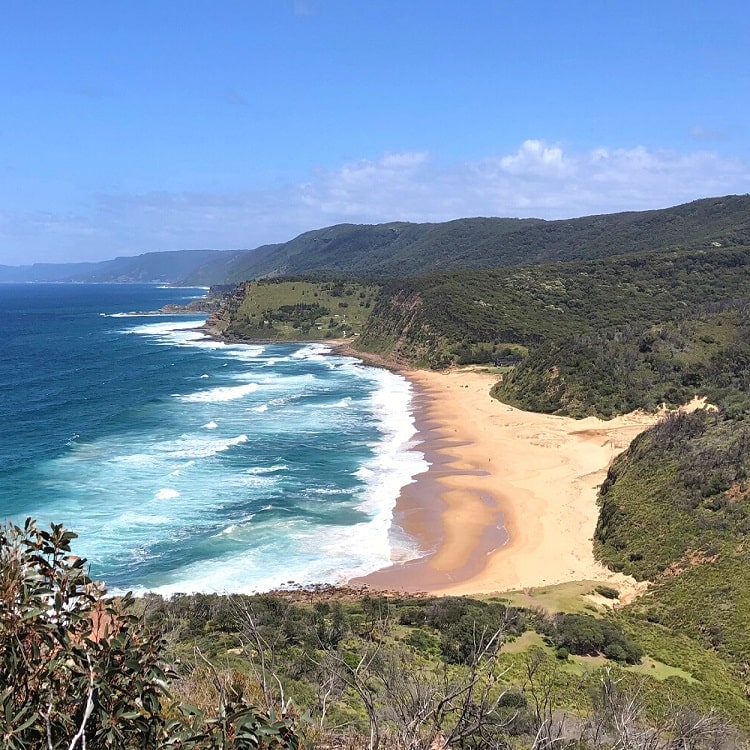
xmin=0 ymin=283 xmax=427 ymax=594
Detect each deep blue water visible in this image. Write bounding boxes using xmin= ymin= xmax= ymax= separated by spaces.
xmin=0 ymin=284 xmax=426 ymax=593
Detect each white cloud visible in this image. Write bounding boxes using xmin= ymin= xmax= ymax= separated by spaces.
xmin=498 ymin=139 xmax=567 ymax=175
xmin=1 ymin=140 xmax=748 ymax=264
xmin=297 ymin=141 xmax=748 ymax=223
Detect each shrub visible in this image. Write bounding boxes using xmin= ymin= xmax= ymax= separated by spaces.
xmin=0 ymin=519 xmax=299 ymax=749
xmin=595 ymin=585 xmax=620 ymax=600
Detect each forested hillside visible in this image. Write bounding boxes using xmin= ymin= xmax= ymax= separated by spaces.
xmin=493 ymin=303 xmax=750 ymax=417
xmin=190 ymin=194 xmax=750 ymax=282
xmin=3 ymin=194 xmax=748 ymax=285
xmin=355 ymin=246 xmax=750 ymax=369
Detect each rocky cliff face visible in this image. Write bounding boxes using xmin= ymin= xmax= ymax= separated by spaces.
xmin=204 ymin=282 xmax=248 ymax=336
xmin=356 ymin=288 xmax=448 ymax=367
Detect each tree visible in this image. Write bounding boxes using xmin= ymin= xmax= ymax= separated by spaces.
xmin=0 ymin=519 xmax=298 ymax=749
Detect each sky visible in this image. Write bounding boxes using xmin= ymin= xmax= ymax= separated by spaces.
xmin=1 ymin=0 xmax=748 ymax=265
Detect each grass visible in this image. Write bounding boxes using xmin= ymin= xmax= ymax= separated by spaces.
xmin=500 ymin=624 xmax=696 ymax=684
xmin=500 ymin=630 xmax=547 ymax=654
xmin=495 ymin=580 xmax=612 ymax=615
xmin=627 ymin=656 xmax=697 ymax=683
xmin=226 ymin=279 xmax=380 ymax=341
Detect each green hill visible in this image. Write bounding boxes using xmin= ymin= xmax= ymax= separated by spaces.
xmin=591 ymin=410 xmax=750 ymax=687
xmin=4 ymin=194 xmax=748 ymax=286
xmin=206 ymin=278 xmax=378 ymax=341
xmin=354 ymin=246 xmax=750 ymax=370
xmin=186 ymin=194 xmax=750 ymax=282
xmin=492 ymin=303 xmax=750 ymax=418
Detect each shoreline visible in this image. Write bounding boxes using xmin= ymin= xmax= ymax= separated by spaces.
xmin=352 ymin=366 xmax=659 ymax=599
xmin=198 ymin=332 xmax=659 ymax=599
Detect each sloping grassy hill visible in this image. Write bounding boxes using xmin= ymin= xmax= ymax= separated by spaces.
xmin=591 ymin=410 xmax=750 ymax=690
xmin=207 ymin=278 xmax=379 ymax=341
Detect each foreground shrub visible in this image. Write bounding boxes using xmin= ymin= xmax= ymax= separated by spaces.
xmin=0 ymin=519 xmax=298 ymax=749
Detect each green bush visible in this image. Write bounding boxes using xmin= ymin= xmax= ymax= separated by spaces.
xmin=0 ymin=519 xmax=299 ymax=749
xmin=594 ymin=585 xmax=620 ymax=600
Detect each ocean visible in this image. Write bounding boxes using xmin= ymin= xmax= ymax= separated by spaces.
xmin=0 ymin=283 xmax=427 ymax=594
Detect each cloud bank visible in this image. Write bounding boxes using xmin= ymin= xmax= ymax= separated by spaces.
xmin=2 ymin=140 xmax=748 ymax=264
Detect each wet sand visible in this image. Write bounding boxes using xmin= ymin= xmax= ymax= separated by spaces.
xmin=352 ymin=368 xmax=659 ymax=599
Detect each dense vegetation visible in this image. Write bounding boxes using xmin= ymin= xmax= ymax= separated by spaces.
xmin=7 ymin=195 xmax=750 ymax=745
xmin=3 ymin=194 xmax=748 ymax=285
xmin=356 ymin=247 xmax=750 ymax=369
xmin=4 ymin=519 xmax=746 ymax=747
xmin=493 ymin=303 xmax=750 ymax=418
xmin=591 ymin=410 xmax=750 ymax=672
xmin=0 ymin=520 xmax=298 ymax=749
xmin=200 ymin=194 xmax=750 ymax=282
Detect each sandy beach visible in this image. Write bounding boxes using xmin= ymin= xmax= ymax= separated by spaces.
xmin=353 ymin=367 xmax=660 ymax=599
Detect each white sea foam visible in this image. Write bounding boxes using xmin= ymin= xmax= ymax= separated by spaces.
xmin=118 ymin=511 xmax=173 ymax=526
xmin=155 ymin=488 xmax=180 ymax=500
xmin=112 ymin=453 xmax=158 ymax=466
xmin=105 ymin=312 xmax=173 ymax=318
xmin=349 ymin=368 xmax=429 ymax=561
xmin=26 ymin=310 xmax=432 ymax=596
xmin=157 ymin=434 xmax=248 ymax=459
xmin=125 ymin=318 xmax=220 ymax=351
xmin=309 ymin=487 xmax=349 ymax=496
xmin=176 ymin=382 xmax=259 ymax=403
xmin=322 ymin=396 xmax=352 ymax=409
xmin=246 ymin=464 xmax=288 ymax=474
xmin=224 ymin=345 xmax=266 ymax=360
xmin=129 ymin=369 xmax=429 ymax=595
xmin=292 ymin=343 xmax=331 ymax=360
xmin=230 ymin=371 xmax=315 ymax=388
xmin=218 ymin=517 xmax=256 ymax=535
xmin=128 ymin=319 xmax=206 ymax=336
xmin=119 ymin=513 xmax=415 ymax=596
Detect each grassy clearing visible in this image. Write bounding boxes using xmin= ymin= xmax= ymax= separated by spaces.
xmin=500 ymin=630 xmax=546 ymax=654
xmin=628 ymin=656 xmax=697 ymax=683
xmin=496 ymin=580 xmax=610 ymax=615
xmin=226 ymin=279 xmax=380 ymax=341
xmin=500 ymin=624 xmax=695 ymax=683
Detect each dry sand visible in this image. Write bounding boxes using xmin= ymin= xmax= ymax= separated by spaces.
xmin=353 ymin=367 xmax=660 ymax=600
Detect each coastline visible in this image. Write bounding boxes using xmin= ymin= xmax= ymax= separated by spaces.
xmin=352 ymin=366 xmax=659 ymax=599
xmin=197 ymin=332 xmax=659 ymax=599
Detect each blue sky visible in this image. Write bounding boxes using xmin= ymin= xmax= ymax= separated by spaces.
xmin=1 ymin=0 xmax=748 ymax=264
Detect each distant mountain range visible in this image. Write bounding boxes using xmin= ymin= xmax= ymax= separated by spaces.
xmin=2 ymin=194 xmax=748 ymax=285
xmin=0 ymin=249 xmax=230 ymax=285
